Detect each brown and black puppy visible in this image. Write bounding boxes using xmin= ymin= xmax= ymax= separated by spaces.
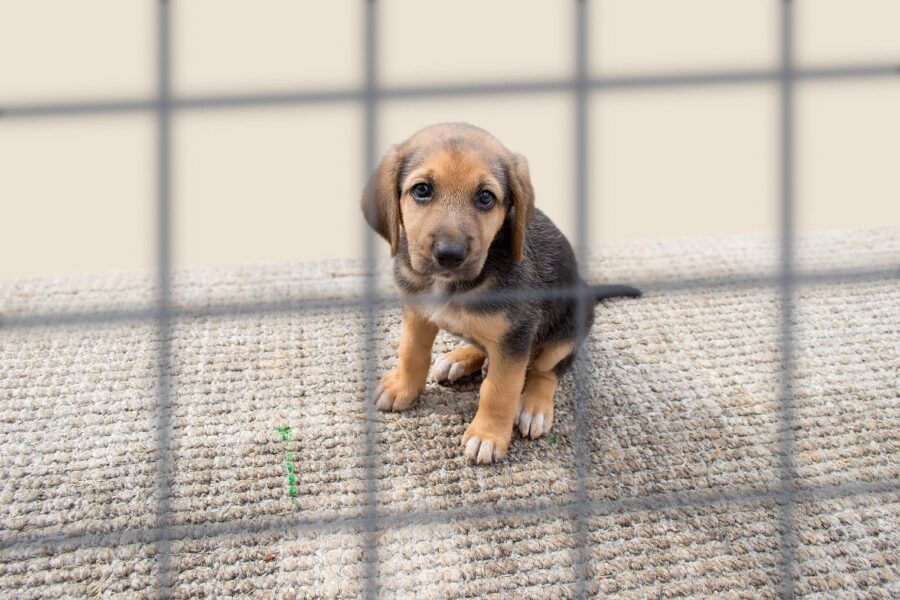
xmin=362 ymin=123 xmax=639 ymax=464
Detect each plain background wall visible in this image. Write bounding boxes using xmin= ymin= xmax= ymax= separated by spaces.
xmin=1 ymin=0 xmax=898 ymax=280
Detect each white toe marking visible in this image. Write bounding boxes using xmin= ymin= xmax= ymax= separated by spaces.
xmin=448 ymin=362 xmax=465 ymax=381
xmin=476 ymin=440 xmax=494 ymax=464
xmin=518 ymin=411 xmax=532 ymax=438
xmin=530 ymin=414 xmax=544 ymax=439
xmin=431 ymin=357 xmax=451 ymax=382
xmin=375 ymin=390 xmax=393 ymax=411
xmin=464 ymin=437 xmax=480 ymax=461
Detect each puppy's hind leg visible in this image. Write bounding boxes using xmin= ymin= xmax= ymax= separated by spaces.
xmin=431 ymin=344 xmax=486 ymax=383
xmin=516 ymin=342 xmax=574 ymax=439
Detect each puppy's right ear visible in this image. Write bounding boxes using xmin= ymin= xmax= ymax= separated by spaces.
xmin=361 ymin=145 xmax=404 ymax=256
xmin=507 ymin=152 xmax=535 ymax=263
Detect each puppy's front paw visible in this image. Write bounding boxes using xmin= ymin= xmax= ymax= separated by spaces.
xmin=462 ymin=415 xmax=512 ymax=464
xmin=373 ymin=371 xmax=423 ymax=412
xmin=431 ymin=346 xmax=486 ymax=383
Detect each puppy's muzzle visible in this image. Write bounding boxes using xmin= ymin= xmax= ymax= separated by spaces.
xmin=433 ymin=240 xmax=468 ymax=269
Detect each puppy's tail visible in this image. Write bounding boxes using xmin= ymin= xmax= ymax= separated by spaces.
xmin=591 ymin=284 xmax=642 ymax=302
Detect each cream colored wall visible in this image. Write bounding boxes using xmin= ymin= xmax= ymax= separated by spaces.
xmin=1 ymin=0 xmax=898 ymax=280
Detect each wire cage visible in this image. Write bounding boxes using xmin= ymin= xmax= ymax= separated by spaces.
xmin=1 ymin=1 xmax=898 ymax=597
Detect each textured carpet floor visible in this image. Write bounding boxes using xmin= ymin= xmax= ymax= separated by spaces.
xmin=1 ymin=228 xmax=898 ymax=598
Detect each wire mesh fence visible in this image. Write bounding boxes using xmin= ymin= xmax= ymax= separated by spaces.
xmin=1 ymin=1 xmax=899 ymax=597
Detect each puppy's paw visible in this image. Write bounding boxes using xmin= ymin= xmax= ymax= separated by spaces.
xmin=373 ymin=371 xmax=423 ymax=412
xmin=462 ymin=416 xmax=512 ymax=464
xmin=515 ymin=392 xmax=554 ymax=439
xmin=431 ymin=346 xmax=486 ymax=383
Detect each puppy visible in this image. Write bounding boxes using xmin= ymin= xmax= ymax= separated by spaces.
xmin=362 ymin=123 xmax=640 ymax=464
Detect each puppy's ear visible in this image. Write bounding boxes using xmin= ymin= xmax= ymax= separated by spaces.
xmin=507 ymin=152 xmax=535 ymax=263
xmin=361 ymin=145 xmax=404 ymax=256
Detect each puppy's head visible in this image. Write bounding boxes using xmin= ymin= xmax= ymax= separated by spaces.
xmin=362 ymin=123 xmax=534 ymax=281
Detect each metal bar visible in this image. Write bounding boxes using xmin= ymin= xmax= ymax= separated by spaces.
xmin=2 ymin=477 xmax=897 ymax=558
xmin=362 ymin=1 xmax=381 ymax=598
xmin=3 ymin=63 xmax=899 ymax=120
xmin=571 ymin=0 xmax=592 ymax=596
xmin=153 ymin=0 xmax=174 ymax=597
xmin=2 ymin=265 xmax=896 ymax=331
xmin=0 ymin=98 xmax=156 ymax=118
xmin=0 ymin=3 xmax=894 ymax=597
xmin=777 ymin=1 xmax=798 ymax=597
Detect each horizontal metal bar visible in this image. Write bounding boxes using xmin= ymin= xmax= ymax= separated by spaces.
xmin=1 ymin=265 xmax=896 ymax=331
xmin=177 ymin=88 xmax=362 ymax=111
xmin=593 ymin=63 xmax=900 ymax=91
xmin=1 ymin=477 xmax=896 ymax=556
xmin=0 ymin=98 xmax=155 ymax=119
xmin=2 ymin=63 xmax=897 ymax=120
xmin=0 ymin=307 xmax=157 ymax=330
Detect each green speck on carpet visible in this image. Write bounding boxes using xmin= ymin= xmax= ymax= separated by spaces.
xmin=276 ymin=426 xmax=298 ymax=500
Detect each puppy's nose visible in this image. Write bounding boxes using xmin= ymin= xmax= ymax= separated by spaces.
xmin=433 ymin=240 xmax=467 ymax=269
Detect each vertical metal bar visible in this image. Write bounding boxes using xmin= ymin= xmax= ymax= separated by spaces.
xmin=572 ymin=0 xmax=592 ymax=597
xmin=362 ymin=1 xmax=381 ymax=598
xmin=154 ymin=0 xmax=174 ymax=597
xmin=777 ymin=1 xmax=797 ymax=597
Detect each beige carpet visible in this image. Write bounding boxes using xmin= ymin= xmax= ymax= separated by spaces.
xmin=1 ymin=228 xmax=898 ymax=598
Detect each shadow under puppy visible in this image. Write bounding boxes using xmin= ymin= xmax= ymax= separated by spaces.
xmin=362 ymin=123 xmax=640 ymax=464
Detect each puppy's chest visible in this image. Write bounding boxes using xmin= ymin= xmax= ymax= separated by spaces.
xmin=416 ymin=301 xmax=508 ymax=349
xmin=421 ymin=303 xmax=468 ymax=336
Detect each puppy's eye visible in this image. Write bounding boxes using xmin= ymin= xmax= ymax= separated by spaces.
xmin=475 ymin=190 xmax=496 ymax=210
xmin=411 ymin=182 xmax=433 ymax=202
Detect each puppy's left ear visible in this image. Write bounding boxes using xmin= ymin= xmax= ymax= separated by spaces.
xmin=507 ymin=152 xmax=535 ymax=263
xmin=361 ymin=145 xmax=404 ymax=256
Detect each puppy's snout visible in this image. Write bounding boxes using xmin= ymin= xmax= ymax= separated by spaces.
xmin=433 ymin=240 xmax=468 ymax=269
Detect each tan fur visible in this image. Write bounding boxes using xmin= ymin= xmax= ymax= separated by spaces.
xmin=517 ymin=342 xmax=575 ymax=439
xmin=439 ymin=345 xmax=486 ymax=377
xmin=400 ymin=148 xmax=507 ymax=279
xmin=462 ymin=346 xmax=529 ymax=463
xmin=361 ymin=123 xmax=535 ymax=269
xmin=360 ymin=146 xmax=403 ymax=256
xmin=531 ymin=342 xmax=575 ymax=373
xmin=506 ymin=153 xmax=534 ymax=262
xmin=366 ymin=124 xmax=549 ymax=464
xmin=373 ymin=307 xmax=438 ymax=412
xmin=415 ymin=303 xmax=508 ymax=349
xmin=410 ymin=302 xmax=531 ymax=463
